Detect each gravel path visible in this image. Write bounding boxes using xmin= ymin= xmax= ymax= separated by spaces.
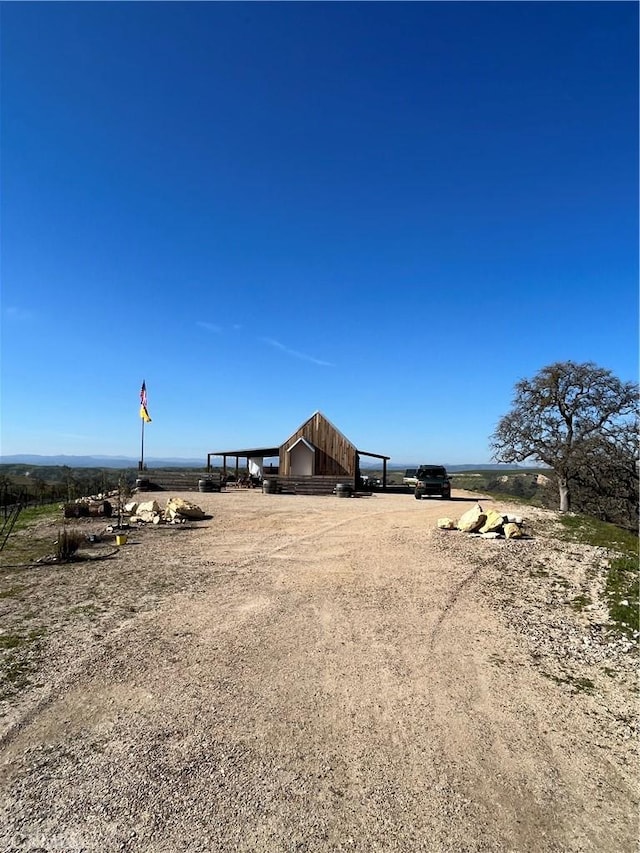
xmin=0 ymin=490 xmax=637 ymax=852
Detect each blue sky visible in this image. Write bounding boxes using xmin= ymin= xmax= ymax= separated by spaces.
xmin=1 ymin=2 xmax=637 ymax=465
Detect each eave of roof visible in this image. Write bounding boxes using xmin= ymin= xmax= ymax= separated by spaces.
xmin=357 ymin=450 xmax=391 ymax=461
xmin=209 ymin=447 xmax=280 ymax=458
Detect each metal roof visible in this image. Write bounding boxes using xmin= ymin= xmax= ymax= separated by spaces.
xmin=209 ymin=447 xmax=281 ymax=458
xmin=357 ymin=449 xmax=391 ymax=461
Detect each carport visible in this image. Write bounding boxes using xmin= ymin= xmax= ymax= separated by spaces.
xmin=207 ymin=447 xmax=280 ymax=482
xmin=356 ymin=450 xmax=391 ymax=488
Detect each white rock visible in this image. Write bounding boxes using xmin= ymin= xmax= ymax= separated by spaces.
xmin=503 ymin=522 xmax=523 ymax=539
xmin=138 ymin=510 xmax=159 ymax=523
xmin=165 ymin=497 xmax=205 ymax=519
xmin=137 ymin=500 xmax=160 ymax=514
xmin=457 ymin=504 xmax=486 ymax=533
xmin=479 ymin=509 xmax=506 ymax=534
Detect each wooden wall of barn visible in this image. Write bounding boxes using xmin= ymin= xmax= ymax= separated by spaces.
xmin=279 ymin=412 xmax=357 ymax=477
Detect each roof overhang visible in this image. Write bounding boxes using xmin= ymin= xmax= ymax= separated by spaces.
xmin=209 ymin=447 xmax=280 ymax=458
xmin=357 ymin=449 xmax=391 ymax=461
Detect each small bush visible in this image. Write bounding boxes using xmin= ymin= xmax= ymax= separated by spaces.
xmin=55 ymin=528 xmax=85 ymax=561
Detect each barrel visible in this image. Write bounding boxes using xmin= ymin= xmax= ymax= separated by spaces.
xmin=262 ymin=479 xmax=278 ymax=494
xmin=335 ymin=483 xmax=352 ymax=498
xmin=135 ymin=478 xmax=150 ymax=492
xmin=198 ymin=479 xmax=215 ymax=493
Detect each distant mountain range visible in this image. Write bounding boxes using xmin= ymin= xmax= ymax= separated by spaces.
xmin=0 ymin=454 xmax=205 ymax=469
xmin=394 ymin=463 xmax=535 ymax=472
xmin=0 ymin=454 xmax=535 ymax=471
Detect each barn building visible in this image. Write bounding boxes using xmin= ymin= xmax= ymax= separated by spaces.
xmin=208 ymin=411 xmax=390 ymax=493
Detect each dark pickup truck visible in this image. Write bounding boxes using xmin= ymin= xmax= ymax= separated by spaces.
xmin=414 ymin=465 xmax=451 ymax=500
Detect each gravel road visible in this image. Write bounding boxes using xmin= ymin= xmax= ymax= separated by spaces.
xmin=0 ymin=489 xmax=637 ymax=852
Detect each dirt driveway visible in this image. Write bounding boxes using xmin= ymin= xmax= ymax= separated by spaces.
xmin=0 ymin=489 xmax=637 ymax=852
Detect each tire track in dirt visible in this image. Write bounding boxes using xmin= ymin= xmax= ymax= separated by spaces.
xmin=224 ymin=504 xmax=426 ymax=568
xmin=242 ymin=500 xmax=491 ymax=663
xmin=427 ymin=556 xmax=490 ymax=649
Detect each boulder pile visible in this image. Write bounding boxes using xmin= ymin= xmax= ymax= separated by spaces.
xmin=436 ymin=503 xmax=526 ymax=539
xmin=123 ymin=497 xmax=206 ymax=526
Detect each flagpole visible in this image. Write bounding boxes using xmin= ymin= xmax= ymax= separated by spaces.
xmin=140 ymin=417 xmax=145 ymax=472
xmin=139 ymin=380 xmax=150 ymax=472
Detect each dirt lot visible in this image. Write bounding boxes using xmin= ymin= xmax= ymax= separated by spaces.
xmin=0 ymin=489 xmax=637 ymax=852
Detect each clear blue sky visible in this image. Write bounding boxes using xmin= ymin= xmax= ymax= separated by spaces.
xmin=1 ymin=2 xmax=637 ymax=464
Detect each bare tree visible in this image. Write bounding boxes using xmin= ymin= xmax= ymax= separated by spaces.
xmin=491 ymin=361 xmax=638 ymax=512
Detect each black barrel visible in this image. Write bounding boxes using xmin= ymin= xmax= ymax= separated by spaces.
xmin=262 ymin=479 xmax=278 ymax=494
xmin=335 ymin=483 xmax=352 ymax=498
xmin=198 ymin=479 xmax=215 ymax=492
xmin=135 ymin=478 xmax=150 ymax=492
